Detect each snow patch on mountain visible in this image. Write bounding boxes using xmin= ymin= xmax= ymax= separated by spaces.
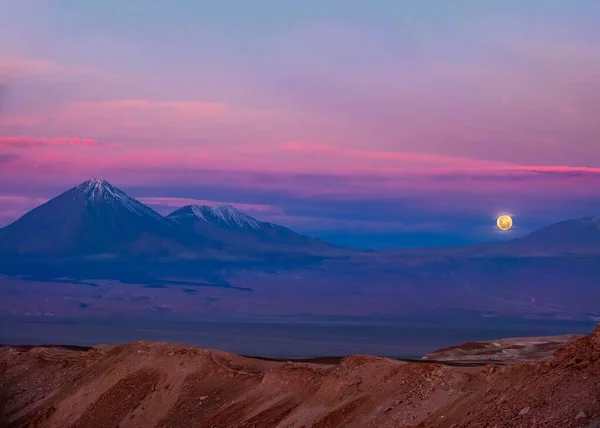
xmin=169 ymin=204 xmax=267 ymax=230
xmin=74 ymin=179 xmax=167 ymax=223
xmin=576 ymin=217 xmax=600 ymax=228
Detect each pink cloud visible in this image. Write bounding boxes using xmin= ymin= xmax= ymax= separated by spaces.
xmin=280 ymin=141 xmax=514 ymax=170
xmin=69 ymin=99 xmax=228 ymax=116
xmin=0 ymin=116 xmax=40 ymax=127
xmin=0 ymin=136 xmax=102 ymax=148
xmin=120 ymin=168 xmax=600 ymax=204
xmin=0 ymin=57 xmax=58 ymax=78
xmin=0 ymin=55 xmax=132 ymax=83
xmin=514 ymin=165 xmax=600 ymax=174
xmin=0 ymin=46 xmax=598 ymax=203
xmin=2 ymin=139 xmax=598 ymax=202
xmin=0 ymin=195 xmax=48 ymax=226
xmin=0 ymin=195 xmax=48 ymax=205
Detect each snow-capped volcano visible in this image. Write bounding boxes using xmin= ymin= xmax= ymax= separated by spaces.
xmin=168 ymin=204 xmax=332 ymax=251
xmin=0 ymin=180 xmax=334 ymax=257
xmin=0 ymin=179 xmax=186 ymax=256
xmin=168 ymin=204 xmax=266 ymax=230
xmin=74 ymin=178 xmax=167 ymax=223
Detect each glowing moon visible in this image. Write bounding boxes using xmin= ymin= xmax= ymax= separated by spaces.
xmin=497 ymin=215 xmax=513 ymax=231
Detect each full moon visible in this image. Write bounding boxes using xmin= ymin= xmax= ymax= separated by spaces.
xmin=497 ymin=215 xmax=513 ymax=231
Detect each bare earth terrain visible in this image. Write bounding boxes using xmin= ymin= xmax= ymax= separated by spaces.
xmin=1 ymin=325 xmax=599 ymax=428
xmin=422 ymin=333 xmax=584 ymax=365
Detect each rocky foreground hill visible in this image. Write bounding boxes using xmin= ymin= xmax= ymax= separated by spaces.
xmin=1 ymin=326 xmax=599 ymax=428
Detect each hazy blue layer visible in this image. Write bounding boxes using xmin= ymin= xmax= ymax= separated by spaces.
xmin=1 ymin=316 xmax=594 ymax=358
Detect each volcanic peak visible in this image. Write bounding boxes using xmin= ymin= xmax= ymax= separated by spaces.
xmin=169 ymin=204 xmax=265 ymax=230
xmin=73 ymin=178 xmax=165 ymax=222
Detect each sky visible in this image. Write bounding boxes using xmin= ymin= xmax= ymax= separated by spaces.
xmin=0 ymin=0 xmax=599 ymax=248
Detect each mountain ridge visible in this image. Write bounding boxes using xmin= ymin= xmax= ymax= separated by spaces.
xmin=0 ymin=179 xmax=214 ymax=256
xmin=0 ymin=179 xmax=599 ymax=320
xmin=0 ymin=179 xmax=334 ymax=257
xmin=0 ymin=178 xmax=598 ymax=257
xmin=168 ymin=204 xmax=267 ymax=230
xmin=167 ymin=202 xmax=334 ymax=252
xmin=512 ymin=216 xmax=600 ymax=249
xmin=1 ymin=325 xmax=599 ymax=427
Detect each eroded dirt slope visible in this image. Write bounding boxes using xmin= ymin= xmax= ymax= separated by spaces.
xmin=1 ymin=326 xmax=599 ymax=428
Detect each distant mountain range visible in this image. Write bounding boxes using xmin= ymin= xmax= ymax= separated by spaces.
xmin=511 ymin=217 xmax=600 ymax=250
xmin=0 ymin=179 xmax=335 ymax=257
xmin=167 ymin=204 xmax=332 ymax=252
xmin=0 ymin=178 xmax=598 ymax=258
xmin=0 ymin=179 xmax=599 ymax=320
